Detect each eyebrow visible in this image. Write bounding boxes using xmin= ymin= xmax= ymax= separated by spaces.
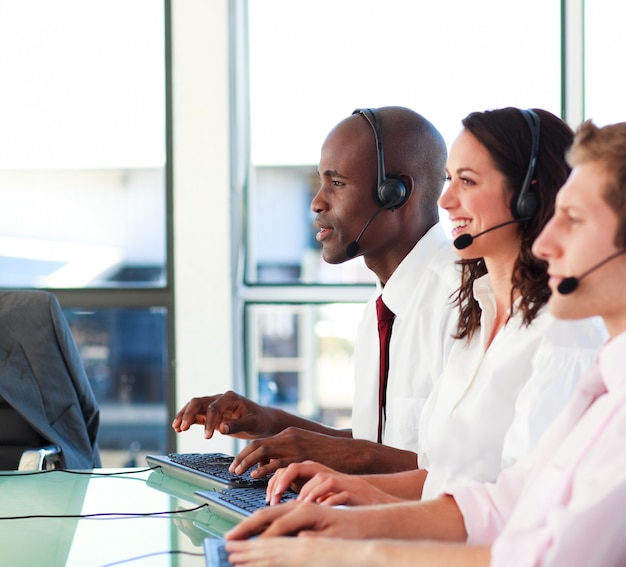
xmin=453 ymin=167 xmax=479 ymax=176
xmin=555 ymin=201 xmax=583 ymax=216
xmin=319 ymin=169 xmax=348 ymax=179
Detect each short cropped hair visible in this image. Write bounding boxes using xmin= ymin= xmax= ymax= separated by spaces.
xmin=568 ymin=120 xmax=626 ymax=248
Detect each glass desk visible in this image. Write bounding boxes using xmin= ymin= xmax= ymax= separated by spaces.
xmin=0 ymin=468 xmax=237 ymax=567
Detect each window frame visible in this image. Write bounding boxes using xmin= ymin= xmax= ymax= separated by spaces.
xmin=46 ymin=0 xmax=176 ymax=452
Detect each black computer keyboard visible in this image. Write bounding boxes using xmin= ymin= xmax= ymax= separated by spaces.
xmin=166 ymin=453 xmax=270 ymax=487
xmin=196 ymin=485 xmax=298 ymax=521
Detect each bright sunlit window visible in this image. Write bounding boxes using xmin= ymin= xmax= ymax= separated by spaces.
xmin=0 ymin=0 xmax=169 ymax=466
xmin=242 ymin=0 xmax=561 ymax=425
xmin=584 ymin=0 xmax=626 ymax=125
xmin=0 ymin=0 xmax=166 ymax=288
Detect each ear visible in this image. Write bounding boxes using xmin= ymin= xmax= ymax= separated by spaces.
xmin=394 ymin=174 xmax=414 ymax=209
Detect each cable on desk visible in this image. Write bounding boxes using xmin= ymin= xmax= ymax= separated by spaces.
xmin=0 ymin=502 xmax=209 ymax=521
xmin=98 ymin=549 xmax=205 ymax=566
xmin=0 ymin=466 xmax=160 ymax=477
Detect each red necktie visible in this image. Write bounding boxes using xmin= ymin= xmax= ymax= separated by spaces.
xmin=376 ymin=295 xmax=395 ymax=444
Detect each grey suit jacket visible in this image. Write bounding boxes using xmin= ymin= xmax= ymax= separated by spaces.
xmin=0 ymin=290 xmax=101 ymax=468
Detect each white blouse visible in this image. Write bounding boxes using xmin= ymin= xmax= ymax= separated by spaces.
xmin=417 ymin=274 xmax=607 ymax=500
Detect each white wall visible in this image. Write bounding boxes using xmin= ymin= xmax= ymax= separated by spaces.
xmin=172 ymin=0 xmax=235 ymax=455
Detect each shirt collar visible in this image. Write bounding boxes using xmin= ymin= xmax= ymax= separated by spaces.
xmin=597 ymin=330 xmax=626 ymax=392
xmin=472 ymin=274 xmax=496 ymax=311
xmin=378 ymin=223 xmax=451 ymax=316
xmin=472 ymin=273 xmax=528 ymax=321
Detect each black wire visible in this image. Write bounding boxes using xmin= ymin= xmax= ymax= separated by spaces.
xmin=0 ymin=502 xmax=208 ymax=521
xmin=1 ymin=467 xmax=209 ymax=563
xmin=98 ymin=549 xmax=205 ymax=567
xmin=0 ymin=466 xmax=160 ymax=477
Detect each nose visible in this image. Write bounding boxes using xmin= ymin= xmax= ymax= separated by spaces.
xmin=531 ymin=216 xmax=559 ymax=260
xmin=311 ymin=184 xmax=328 ymax=213
xmin=438 ymin=180 xmax=456 ymax=211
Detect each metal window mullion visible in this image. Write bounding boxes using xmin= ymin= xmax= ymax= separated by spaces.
xmin=561 ymin=0 xmax=585 ymax=126
xmin=238 ymin=284 xmax=375 ymax=305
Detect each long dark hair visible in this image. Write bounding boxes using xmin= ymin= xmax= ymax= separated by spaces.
xmin=454 ymin=107 xmax=574 ymax=340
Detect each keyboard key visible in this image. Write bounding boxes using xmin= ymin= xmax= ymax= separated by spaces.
xmin=196 ymin=485 xmax=298 ymax=521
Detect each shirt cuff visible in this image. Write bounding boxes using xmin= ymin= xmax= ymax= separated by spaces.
xmin=448 ymin=481 xmax=505 ymax=545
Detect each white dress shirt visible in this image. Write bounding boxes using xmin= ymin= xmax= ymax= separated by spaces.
xmin=351 ymin=223 xmax=460 ymax=455
xmin=418 ymin=274 xmax=607 ymax=500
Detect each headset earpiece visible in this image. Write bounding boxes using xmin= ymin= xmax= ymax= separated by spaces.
xmin=353 ymin=108 xmax=408 ymax=210
xmin=378 ymin=176 xmax=407 ymax=209
xmin=512 ymin=109 xmax=541 ymax=220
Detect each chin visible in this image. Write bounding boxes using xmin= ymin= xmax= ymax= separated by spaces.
xmin=322 ymin=250 xmax=347 ymax=265
xmin=548 ymin=298 xmax=587 ymax=321
xmin=454 ymin=248 xmax=481 ymax=261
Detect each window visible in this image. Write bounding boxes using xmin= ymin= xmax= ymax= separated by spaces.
xmin=0 ymin=0 xmax=170 ymax=465
xmin=239 ymin=0 xmax=562 ymax=428
xmin=245 ymin=303 xmax=362 ymax=427
xmin=65 ymin=307 xmax=168 ymax=459
xmin=0 ymin=0 xmax=166 ymax=288
xmin=585 ymin=0 xmax=626 ymax=125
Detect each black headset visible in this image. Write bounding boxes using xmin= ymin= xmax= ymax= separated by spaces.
xmin=352 ymin=108 xmax=408 ymax=210
xmin=512 ymin=108 xmax=541 ymax=220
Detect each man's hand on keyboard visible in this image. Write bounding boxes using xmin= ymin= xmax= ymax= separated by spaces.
xmin=230 ymin=428 xmax=420 ymax=478
xmin=172 ymin=391 xmax=280 ymax=440
xmin=230 ymin=428 xmax=368 ymax=478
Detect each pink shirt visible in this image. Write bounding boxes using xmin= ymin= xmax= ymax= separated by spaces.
xmin=452 ymin=330 xmax=626 ymax=567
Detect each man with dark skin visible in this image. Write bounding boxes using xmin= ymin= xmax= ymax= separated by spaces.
xmin=173 ymin=107 xmax=458 ymax=478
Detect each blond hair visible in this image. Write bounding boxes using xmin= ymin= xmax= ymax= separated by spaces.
xmin=568 ymin=120 xmax=626 ymax=247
